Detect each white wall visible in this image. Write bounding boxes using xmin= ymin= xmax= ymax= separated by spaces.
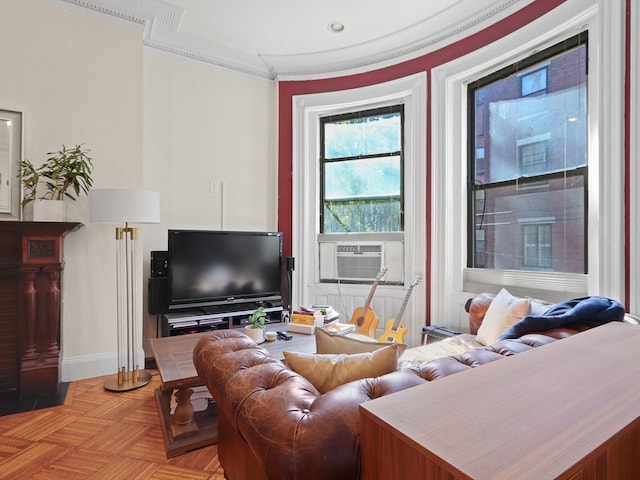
xmin=0 ymin=0 xmax=143 ymax=380
xmin=0 ymin=0 xmax=277 ymax=381
xmin=141 ymin=50 xmax=277 ymax=341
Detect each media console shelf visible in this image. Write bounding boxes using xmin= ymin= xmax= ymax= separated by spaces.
xmin=162 ymin=304 xmax=283 ymax=336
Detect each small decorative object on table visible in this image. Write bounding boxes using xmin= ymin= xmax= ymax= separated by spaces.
xmin=245 ymin=306 xmax=268 ymax=343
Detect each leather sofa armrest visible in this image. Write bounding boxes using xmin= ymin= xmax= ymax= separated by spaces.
xmin=465 ymin=292 xmax=495 ymax=335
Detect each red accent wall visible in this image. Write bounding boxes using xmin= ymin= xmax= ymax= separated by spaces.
xmin=277 ymin=0 xmax=631 ymax=310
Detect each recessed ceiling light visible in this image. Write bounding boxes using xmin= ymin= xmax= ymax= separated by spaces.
xmin=328 ymin=21 xmax=345 ymax=33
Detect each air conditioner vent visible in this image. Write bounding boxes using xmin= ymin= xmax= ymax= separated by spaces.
xmin=337 ymin=244 xmax=383 ymax=254
xmin=319 ymin=239 xmax=404 ymax=283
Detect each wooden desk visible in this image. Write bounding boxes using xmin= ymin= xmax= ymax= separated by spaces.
xmin=150 ymin=325 xmax=316 ymax=457
xmin=360 ymin=322 xmax=640 ymax=479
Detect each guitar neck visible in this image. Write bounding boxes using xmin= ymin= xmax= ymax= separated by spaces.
xmin=356 ymin=268 xmax=387 ymax=323
xmin=362 ymin=280 xmax=380 ymax=311
xmin=390 ymin=276 xmax=421 ymax=330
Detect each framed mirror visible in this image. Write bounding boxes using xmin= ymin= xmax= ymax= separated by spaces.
xmin=0 ymin=109 xmax=23 ymax=220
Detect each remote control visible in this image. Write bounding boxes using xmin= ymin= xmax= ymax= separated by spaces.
xmin=277 ymin=331 xmax=293 ymax=340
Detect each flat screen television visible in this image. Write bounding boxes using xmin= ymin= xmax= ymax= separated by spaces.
xmin=167 ymin=230 xmax=283 ymax=311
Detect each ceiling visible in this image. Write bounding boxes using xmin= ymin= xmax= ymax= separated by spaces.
xmin=63 ymin=0 xmax=530 ymax=79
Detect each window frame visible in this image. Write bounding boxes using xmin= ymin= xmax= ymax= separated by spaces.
xmin=466 ymin=32 xmax=588 ymax=275
xmin=290 ymin=72 xmax=427 ymax=321
xmin=430 ymin=0 xmax=626 ymax=328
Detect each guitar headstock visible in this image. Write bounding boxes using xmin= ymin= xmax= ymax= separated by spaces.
xmin=376 ymin=266 xmax=388 ymax=281
xmin=410 ymin=275 xmax=422 ymax=288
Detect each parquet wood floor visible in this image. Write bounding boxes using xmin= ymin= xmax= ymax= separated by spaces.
xmin=0 ymin=371 xmax=225 ymax=480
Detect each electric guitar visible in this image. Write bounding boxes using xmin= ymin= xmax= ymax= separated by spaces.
xmin=349 ymin=267 xmax=388 ymax=337
xmin=378 ymin=275 xmax=422 ymax=344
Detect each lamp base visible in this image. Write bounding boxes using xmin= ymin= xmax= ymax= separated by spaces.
xmin=104 ymin=370 xmax=152 ymax=392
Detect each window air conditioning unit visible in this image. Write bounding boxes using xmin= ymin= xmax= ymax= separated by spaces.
xmin=319 ymin=239 xmax=404 ymax=283
xmin=320 ymin=242 xmax=383 ymax=282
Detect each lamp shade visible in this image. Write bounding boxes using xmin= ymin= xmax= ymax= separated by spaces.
xmin=90 ymin=189 xmax=160 ymax=224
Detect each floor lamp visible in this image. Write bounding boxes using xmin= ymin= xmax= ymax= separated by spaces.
xmin=90 ymin=188 xmax=160 ymax=392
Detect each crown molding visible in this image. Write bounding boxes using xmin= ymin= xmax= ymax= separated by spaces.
xmin=57 ymin=0 xmax=530 ymax=81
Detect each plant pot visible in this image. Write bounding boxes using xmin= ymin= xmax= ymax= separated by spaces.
xmin=244 ymin=325 xmax=265 ymax=344
xmin=23 ymin=200 xmax=66 ymax=222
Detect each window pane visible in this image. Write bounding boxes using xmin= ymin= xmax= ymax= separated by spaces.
xmin=519 ymin=141 xmax=547 ymax=175
xmin=523 ymin=224 xmax=553 ymax=268
xmin=324 ymin=198 xmax=401 ymax=233
xmin=472 ymin=176 xmax=585 ymax=273
xmin=324 ymin=156 xmax=400 ymax=199
xmin=470 ymin=36 xmax=587 ymax=274
xmin=474 ymin=44 xmax=587 ymax=185
xmin=521 ymin=68 xmax=547 ymax=96
xmin=325 ymin=112 xmax=401 ymax=159
xmin=321 ymin=105 xmax=404 ymax=235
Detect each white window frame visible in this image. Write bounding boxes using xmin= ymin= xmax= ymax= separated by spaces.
xmin=431 ymin=0 xmax=626 ymax=327
xmin=291 ymin=73 xmax=427 ymax=322
xmin=632 ymin=0 xmax=640 ymax=316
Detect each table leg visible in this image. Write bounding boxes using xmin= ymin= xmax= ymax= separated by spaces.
xmin=170 ymin=387 xmax=199 ymax=439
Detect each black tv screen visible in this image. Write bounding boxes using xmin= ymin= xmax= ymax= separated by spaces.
xmin=167 ymin=230 xmax=283 ymax=310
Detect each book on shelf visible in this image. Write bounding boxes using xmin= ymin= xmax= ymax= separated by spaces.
xmin=291 ymin=311 xmax=323 ymax=326
xmin=286 ymin=322 xmax=315 ymax=335
xmin=298 ymin=305 xmax=340 ymax=323
xmin=322 ymin=320 xmax=355 ymax=335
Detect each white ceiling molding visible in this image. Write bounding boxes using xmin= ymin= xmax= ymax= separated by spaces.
xmin=56 ymin=0 xmax=532 ymax=80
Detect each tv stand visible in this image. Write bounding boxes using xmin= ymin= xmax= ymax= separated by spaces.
xmin=162 ymin=302 xmax=283 ymax=336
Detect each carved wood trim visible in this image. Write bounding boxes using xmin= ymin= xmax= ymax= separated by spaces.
xmin=0 ymin=221 xmax=81 ymax=395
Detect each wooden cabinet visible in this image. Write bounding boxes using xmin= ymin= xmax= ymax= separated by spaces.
xmin=360 ymin=322 xmax=640 ymax=479
xmin=0 ymin=221 xmax=81 ymax=396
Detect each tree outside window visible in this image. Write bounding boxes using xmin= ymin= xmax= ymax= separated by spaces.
xmin=321 ymin=106 xmax=404 ymax=233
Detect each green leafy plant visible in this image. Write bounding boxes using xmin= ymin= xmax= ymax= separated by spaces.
xmin=19 ymin=144 xmax=94 ymax=207
xmin=247 ymin=306 xmax=268 ymax=329
xmin=19 ymin=159 xmax=40 ymax=207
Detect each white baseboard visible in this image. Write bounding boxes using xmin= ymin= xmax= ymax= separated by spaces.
xmin=61 ymin=347 xmax=146 ymax=382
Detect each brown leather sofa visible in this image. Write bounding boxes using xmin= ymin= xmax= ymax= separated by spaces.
xmin=192 ymin=294 xmax=615 ymax=480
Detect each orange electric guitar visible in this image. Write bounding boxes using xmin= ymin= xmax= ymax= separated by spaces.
xmin=349 ymin=267 xmax=388 ymax=337
xmin=378 ymin=275 xmax=422 ymax=344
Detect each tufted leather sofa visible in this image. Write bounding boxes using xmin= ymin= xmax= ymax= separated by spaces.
xmin=192 ymin=294 xmax=610 ymax=480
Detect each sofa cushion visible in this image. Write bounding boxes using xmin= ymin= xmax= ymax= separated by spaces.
xmin=283 ymin=344 xmax=400 ymax=393
xmin=529 ymin=298 xmax=552 ymax=316
xmin=315 ymin=327 xmax=407 ymax=356
xmin=400 ymin=333 xmax=482 ymax=365
xmin=476 ymin=288 xmax=531 ymax=345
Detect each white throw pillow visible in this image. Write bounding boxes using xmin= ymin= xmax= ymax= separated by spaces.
xmin=476 ymin=288 xmax=531 ymax=345
xmin=529 ymin=298 xmax=552 ymax=316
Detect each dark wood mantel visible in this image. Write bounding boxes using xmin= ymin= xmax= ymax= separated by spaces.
xmin=0 ymin=221 xmax=82 ymax=396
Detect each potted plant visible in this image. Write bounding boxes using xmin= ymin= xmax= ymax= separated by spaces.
xmin=245 ymin=306 xmax=268 ymax=344
xmin=20 ymin=144 xmax=94 ymax=221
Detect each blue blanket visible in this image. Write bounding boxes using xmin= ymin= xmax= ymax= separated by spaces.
xmin=499 ymin=296 xmax=625 ymax=340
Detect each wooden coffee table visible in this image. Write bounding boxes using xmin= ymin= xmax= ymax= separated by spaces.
xmin=150 ymin=324 xmax=316 ymax=457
